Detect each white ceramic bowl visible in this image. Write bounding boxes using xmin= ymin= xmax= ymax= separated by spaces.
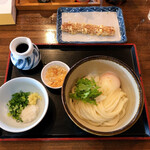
xmin=62 ymin=55 xmax=144 ymax=136
xmin=0 ymin=77 xmax=49 ymax=133
xmin=41 ymin=61 xmax=70 ymax=89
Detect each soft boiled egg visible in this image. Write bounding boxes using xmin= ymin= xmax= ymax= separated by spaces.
xmin=99 ymin=72 xmax=121 ymax=96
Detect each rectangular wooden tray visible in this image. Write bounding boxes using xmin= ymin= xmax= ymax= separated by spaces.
xmin=1 ymin=43 xmax=150 ymax=141
xmin=16 ymin=0 xmax=100 ymax=10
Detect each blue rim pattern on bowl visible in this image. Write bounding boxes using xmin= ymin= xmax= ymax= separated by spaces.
xmin=57 ymin=6 xmax=127 ymax=44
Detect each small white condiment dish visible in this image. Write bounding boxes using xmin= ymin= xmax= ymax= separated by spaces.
xmin=0 ymin=77 xmax=49 ymax=133
xmin=41 ymin=61 xmax=70 ymax=89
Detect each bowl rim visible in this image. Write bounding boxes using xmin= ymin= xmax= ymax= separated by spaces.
xmin=61 ymin=55 xmax=144 ymax=136
xmin=0 ymin=77 xmax=49 ymax=133
xmin=41 ymin=60 xmax=70 ymax=89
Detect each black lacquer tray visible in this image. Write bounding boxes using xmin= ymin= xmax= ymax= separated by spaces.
xmin=1 ymin=44 xmax=150 ymax=141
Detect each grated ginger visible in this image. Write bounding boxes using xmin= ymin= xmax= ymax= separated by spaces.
xmin=28 ymin=93 xmax=41 ymax=105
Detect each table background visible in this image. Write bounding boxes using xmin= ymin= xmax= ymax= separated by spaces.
xmin=0 ymin=0 xmax=150 ymax=149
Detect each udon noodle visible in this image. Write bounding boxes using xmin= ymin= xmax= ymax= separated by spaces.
xmin=69 ymin=72 xmax=128 ymax=127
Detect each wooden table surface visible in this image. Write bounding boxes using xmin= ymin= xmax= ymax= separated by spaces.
xmin=0 ymin=0 xmax=150 ymax=149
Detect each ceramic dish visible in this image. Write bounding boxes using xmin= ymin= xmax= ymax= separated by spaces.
xmin=62 ymin=55 xmax=143 ymax=136
xmin=0 ymin=77 xmax=49 ymax=133
xmin=41 ymin=61 xmax=70 ymax=89
xmin=57 ymin=6 xmax=127 ymax=44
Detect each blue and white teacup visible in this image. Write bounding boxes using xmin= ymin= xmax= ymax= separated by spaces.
xmin=9 ymin=37 xmax=41 ymax=70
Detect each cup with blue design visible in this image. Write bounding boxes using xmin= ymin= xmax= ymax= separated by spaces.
xmin=9 ymin=37 xmax=41 ymax=70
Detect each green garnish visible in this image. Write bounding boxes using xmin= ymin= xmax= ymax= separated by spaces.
xmin=7 ymin=91 xmax=30 ymax=122
xmin=69 ymin=78 xmax=102 ymax=105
